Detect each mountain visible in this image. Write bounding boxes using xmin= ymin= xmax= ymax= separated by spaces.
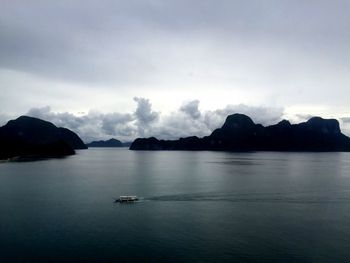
xmin=0 ymin=116 xmax=87 ymax=160
xmin=130 ymin=113 xmax=350 ymax=152
xmin=86 ymin=138 xmax=131 ymax=147
xmin=58 ymin=127 xmax=87 ymax=149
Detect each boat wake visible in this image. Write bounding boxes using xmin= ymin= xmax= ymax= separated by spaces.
xmin=144 ymin=191 xmax=350 ymax=204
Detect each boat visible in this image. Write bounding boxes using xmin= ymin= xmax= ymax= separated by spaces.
xmin=115 ymin=195 xmax=139 ymax=203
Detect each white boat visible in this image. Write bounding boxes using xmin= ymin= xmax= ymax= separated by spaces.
xmin=115 ymin=196 xmax=139 ymax=203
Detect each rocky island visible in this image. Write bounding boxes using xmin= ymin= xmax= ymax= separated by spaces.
xmin=86 ymin=138 xmax=131 ymax=148
xmin=0 ymin=116 xmax=87 ymax=160
xmin=130 ymin=113 xmax=350 ymax=152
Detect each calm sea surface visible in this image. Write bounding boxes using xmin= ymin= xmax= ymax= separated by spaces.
xmin=1 ymin=149 xmax=350 ymax=262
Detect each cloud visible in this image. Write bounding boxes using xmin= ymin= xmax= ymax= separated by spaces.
xmin=341 ymin=117 xmax=350 ymax=137
xmin=0 ymin=113 xmax=12 ymax=126
xmin=341 ymin=117 xmax=350 ymax=123
xmin=101 ymin=113 xmax=134 ymax=135
xmin=26 ymin=106 xmax=136 ymax=142
xmin=180 ymin=100 xmax=201 ymax=119
xmin=296 ymin=114 xmax=313 ymax=120
xmin=133 ymin=97 xmax=159 ymax=137
xmin=1 ymin=0 xmax=350 ymax=121
xmin=24 ymin=98 xmax=287 ymax=142
xmin=134 ymin=102 xmax=285 ymax=140
xmin=203 ymin=104 xmax=284 ymax=131
xmin=1 ymin=1 xmax=349 ymax=88
xmin=134 ymin=97 xmax=159 ymax=125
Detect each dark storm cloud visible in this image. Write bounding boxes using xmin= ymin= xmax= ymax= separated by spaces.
xmin=1 ymin=0 xmax=349 ymax=85
xmin=1 ymin=0 xmax=349 ymax=130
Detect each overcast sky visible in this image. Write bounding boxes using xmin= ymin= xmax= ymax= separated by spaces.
xmin=1 ymin=0 xmax=349 ymax=141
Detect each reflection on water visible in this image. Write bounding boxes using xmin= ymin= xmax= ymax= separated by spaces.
xmin=207 ymin=160 xmax=261 ymax=165
xmin=1 ymin=149 xmax=350 ymax=262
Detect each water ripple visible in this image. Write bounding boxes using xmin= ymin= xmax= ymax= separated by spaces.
xmin=145 ymin=191 xmax=350 ymax=204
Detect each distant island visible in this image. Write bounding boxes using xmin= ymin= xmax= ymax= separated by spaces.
xmin=2 ymin=113 xmax=349 ymax=161
xmin=86 ymin=138 xmax=131 ymax=148
xmin=0 ymin=116 xmax=86 ymax=160
xmin=130 ymin=113 xmax=350 ymax=152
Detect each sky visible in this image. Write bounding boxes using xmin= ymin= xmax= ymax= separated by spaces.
xmin=0 ymin=0 xmax=349 ymax=142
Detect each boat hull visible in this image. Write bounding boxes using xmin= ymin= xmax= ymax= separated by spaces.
xmin=115 ymin=196 xmax=139 ymax=203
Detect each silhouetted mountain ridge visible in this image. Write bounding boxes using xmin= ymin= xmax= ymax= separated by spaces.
xmin=86 ymin=138 xmax=131 ymax=147
xmin=130 ymin=113 xmax=350 ymax=151
xmin=0 ymin=116 xmax=86 ymax=160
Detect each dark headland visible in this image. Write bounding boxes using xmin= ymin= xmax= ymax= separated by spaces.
xmin=86 ymin=138 xmax=131 ymax=148
xmin=0 ymin=116 xmax=87 ymax=160
xmin=130 ymin=113 xmax=350 ymax=152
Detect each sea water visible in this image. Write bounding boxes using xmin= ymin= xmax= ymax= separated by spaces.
xmin=1 ymin=149 xmax=350 ymax=262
